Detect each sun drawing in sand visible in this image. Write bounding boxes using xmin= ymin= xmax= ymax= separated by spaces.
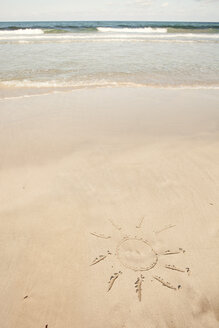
xmin=90 ymin=218 xmax=190 ymax=302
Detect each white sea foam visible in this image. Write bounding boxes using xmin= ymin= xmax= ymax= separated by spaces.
xmin=1 ymin=80 xmax=219 ymax=90
xmin=0 ymin=29 xmax=44 ymax=35
xmin=97 ymin=27 xmax=167 ymax=33
xmin=5 ymin=39 xmax=213 ymax=45
xmin=0 ymin=32 xmax=218 ymax=42
xmin=0 ymin=80 xmax=121 ymax=88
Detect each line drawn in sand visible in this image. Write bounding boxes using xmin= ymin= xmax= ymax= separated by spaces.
xmin=153 ymin=276 xmax=177 ymax=290
xmin=108 ymin=271 xmax=122 ymax=291
xmin=90 ymin=251 xmax=112 ymax=266
xmin=136 ymin=217 xmax=144 ymax=229
xmin=161 ymin=248 xmax=185 ymax=256
xmin=154 ymin=224 xmax=176 ymax=234
xmin=90 ymin=219 xmax=189 ymax=302
xmin=165 ymin=264 xmax=185 ymax=272
xmin=108 ymin=219 xmax=122 ymax=231
xmin=135 ymin=274 xmax=145 ymax=301
xmin=90 ymin=232 xmax=111 ymax=239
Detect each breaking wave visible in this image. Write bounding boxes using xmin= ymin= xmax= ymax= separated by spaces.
xmin=0 ymin=28 xmax=44 ymax=35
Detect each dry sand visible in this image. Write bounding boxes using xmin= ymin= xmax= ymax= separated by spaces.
xmin=0 ymin=87 xmax=219 ymax=328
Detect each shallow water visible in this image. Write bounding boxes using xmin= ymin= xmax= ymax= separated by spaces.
xmin=0 ymin=21 xmax=219 ymax=97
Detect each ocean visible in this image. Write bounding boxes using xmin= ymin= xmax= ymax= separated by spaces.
xmin=0 ymin=21 xmax=219 ymax=98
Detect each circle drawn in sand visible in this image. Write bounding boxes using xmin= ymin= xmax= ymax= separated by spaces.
xmin=116 ymin=238 xmax=158 ymax=271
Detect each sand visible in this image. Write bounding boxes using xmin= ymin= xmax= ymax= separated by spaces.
xmin=0 ymin=87 xmax=218 ymax=328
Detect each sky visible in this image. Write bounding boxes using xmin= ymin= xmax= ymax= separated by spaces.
xmin=0 ymin=0 xmax=219 ymax=22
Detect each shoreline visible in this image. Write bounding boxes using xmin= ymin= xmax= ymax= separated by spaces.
xmin=1 ymin=84 xmax=219 ymax=101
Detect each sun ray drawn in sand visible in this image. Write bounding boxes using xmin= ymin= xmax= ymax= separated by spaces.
xmin=90 ymin=219 xmax=189 ymax=302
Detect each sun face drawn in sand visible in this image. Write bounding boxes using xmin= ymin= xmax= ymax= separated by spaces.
xmin=90 ymin=218 xmax=190 ymax=302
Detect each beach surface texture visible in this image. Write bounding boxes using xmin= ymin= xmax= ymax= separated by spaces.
xmin=0 ymin=87 xmax=219 ymax=327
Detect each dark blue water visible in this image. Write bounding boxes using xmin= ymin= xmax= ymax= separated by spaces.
xmin=0 ymin=21 xmax=219 ymax=33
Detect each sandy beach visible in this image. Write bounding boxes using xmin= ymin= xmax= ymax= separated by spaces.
xmin=0 ymin=87 xmax=219 ymax=328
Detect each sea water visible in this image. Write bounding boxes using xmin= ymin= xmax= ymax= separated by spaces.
xmin=0 ymin=21 xmax=219 ymax=97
